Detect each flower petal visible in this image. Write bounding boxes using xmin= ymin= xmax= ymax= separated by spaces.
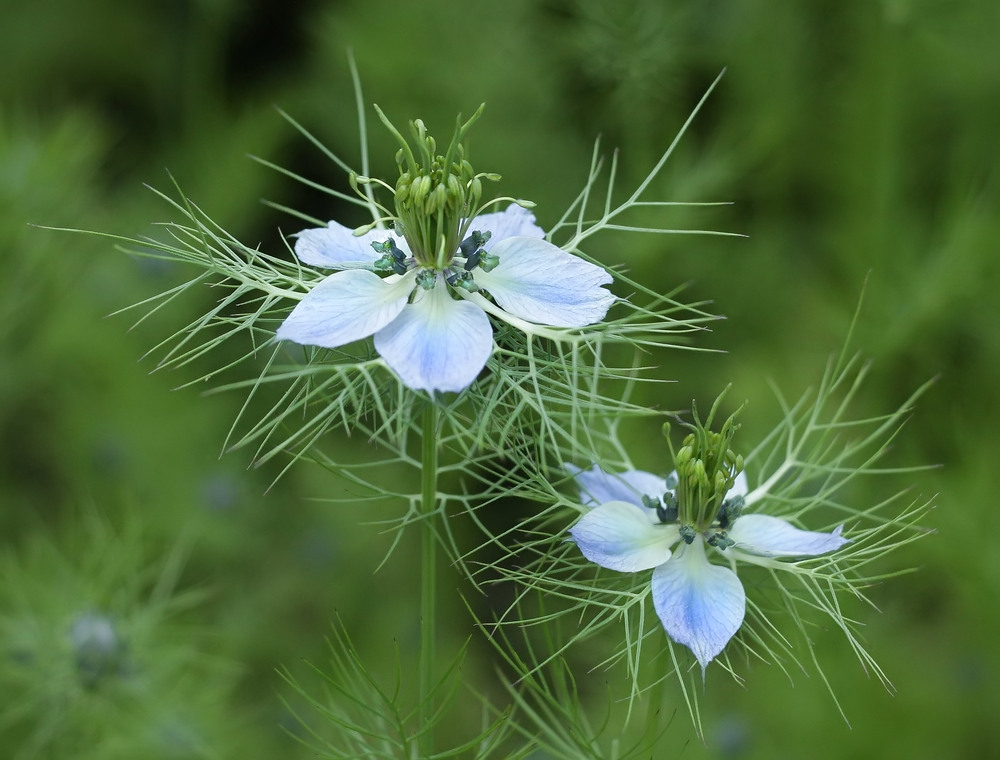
xmin=473 ymin=237 xmax=614 ymax=327
xmin=294 ymin=222 xmax=410 ymax=268
xmin=467 ymin=204 xmax=546 ymax=246
xmin=277 ymin=269 xmax=414 ymax=348
xmin=651 ymin=539 xmax=746 ymax=672
xmin=570 ymin=501 xmax=679 ymax=572
xmin=728 ymin=515 xmax=849 ymax=558
xmin=567 ymin=464 xmax=667 ymax=509
xmin=729 ymin=471 xmax=748 ymax=499
xmin=373 ymin=278 xmax=493 ymax=393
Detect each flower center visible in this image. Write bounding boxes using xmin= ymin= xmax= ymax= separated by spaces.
xmin=645 ymin=487 xmax=744 ymax=550
xmin=370 ymin=228 xmax=500 ymax=294
xmin=647 ymin=390 xmax=747 ymax=550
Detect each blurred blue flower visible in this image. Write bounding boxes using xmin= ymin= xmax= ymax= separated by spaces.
xmin=569 ymin=465 xmax=849 ymax=672
xmin=277 ymin=205 xmax=614 ymax=393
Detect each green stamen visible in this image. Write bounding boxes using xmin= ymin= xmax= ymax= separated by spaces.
xmin=374 ymin=105 xmax=499 ymax=272
xmin=665 ymin=387 xmax=747 ymax=535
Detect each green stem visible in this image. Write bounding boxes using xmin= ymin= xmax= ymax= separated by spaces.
xmin=419 ymin=401 xmax=439 ymax=754
xmin=642 ymin=636 xmax=668 ymax=747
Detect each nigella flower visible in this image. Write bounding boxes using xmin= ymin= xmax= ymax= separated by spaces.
xmin=567 ymin=404 xmax=850 ymax=672
xmin=277 ymin=206 xmax=613 ymax=393
xmin=277 ymin=106 xmax=614 ymax=393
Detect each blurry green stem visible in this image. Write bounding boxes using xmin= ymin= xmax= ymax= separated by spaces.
xmin=642 ymin=637 xmax=668 ymax=746
xmin=419 ymin=402 xmax=439 ymax=754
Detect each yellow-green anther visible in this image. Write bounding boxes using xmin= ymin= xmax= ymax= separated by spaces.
xmin=411 ymin=175 xmax=431 ymax=205
xmin=676 ymin=445 xmax=693 ymax=468
xmin=715 ymin=470 xmax=727 ymax=495
xmin=692 ymin=459 xmax=707 ymax=486
xmin=431 ymin=183 xmax=447 ymax=214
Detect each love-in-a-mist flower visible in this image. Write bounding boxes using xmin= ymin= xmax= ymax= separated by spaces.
xmin=277 ymin=106 xmax=615 ymax=393
xmin=568 ymin=404 xmax=849 ymax=672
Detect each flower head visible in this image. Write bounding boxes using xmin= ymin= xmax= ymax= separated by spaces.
xmin=277 ymin=108 xmax=615 ymax=393
xmin=568 ymin=400 xmax=849 ymax=672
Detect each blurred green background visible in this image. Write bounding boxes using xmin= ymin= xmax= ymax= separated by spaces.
xmin=1 ymin=0 xmax=996 ymax=757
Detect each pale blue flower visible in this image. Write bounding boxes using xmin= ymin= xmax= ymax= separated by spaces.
xmin=277 ymin=205 xmax=614 ymax=393
xmin=568 ymin=464 xmax=849 ymax=672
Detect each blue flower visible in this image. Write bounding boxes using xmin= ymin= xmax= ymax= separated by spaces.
xmin=277 ymin=205 xmax=614 ymax=393
xmin=568 ymin=464 xmax=849 ymax=672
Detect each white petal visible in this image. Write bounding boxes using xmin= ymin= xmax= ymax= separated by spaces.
xmin=728 ymin=515 xmax=850 ymax=558
xmin=570 ymin=501 xmax=679 ymax=572
xmin=473 ymin=237 xmax=615 ymax=327
xmin=651 ymin=539 xmax=746 ymax=672
xmin=729 ymin=471 xmax=748 ymax=499
xmin=294 ymin=222 xmax=410 ymax=268
xmin=467 ymin=204 xmax=545 ymax=246
xmin=568 ymin=464 xmax=667 ymax=509
xmin=277 ymin=269 xmax=414 ymax=348
xmin=373 ymin=279 xmax=493 ymax=393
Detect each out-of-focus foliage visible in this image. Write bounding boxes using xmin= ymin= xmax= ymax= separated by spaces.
xmin=1 ymin=0 xmax=996 ymax=758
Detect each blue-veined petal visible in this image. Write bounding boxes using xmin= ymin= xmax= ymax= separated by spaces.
xmin=294 ymin=222 xmax=410 ymax=268
xmin=570 ymin=501 xmax=679 ymax=572
xmin=568 ymin=464 xmax=667 ymax=509
xmin=277 ymin=269 xmax=415 ymax=348
xmin=651 ymin=538 xmax=745 ymax=672
xmin=373 ymin=278 xmax=493 ymax=393
xmin=728 ymin=515 xmax=849 ymax=558
xmin=467 ymin=204 xmax=546 ymax=246
xmin=474 ymin=237 xmax=614 ymax=327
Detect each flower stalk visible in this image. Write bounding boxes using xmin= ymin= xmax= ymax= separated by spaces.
xmin=419 ymin=401 xmax=439 ymax=754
